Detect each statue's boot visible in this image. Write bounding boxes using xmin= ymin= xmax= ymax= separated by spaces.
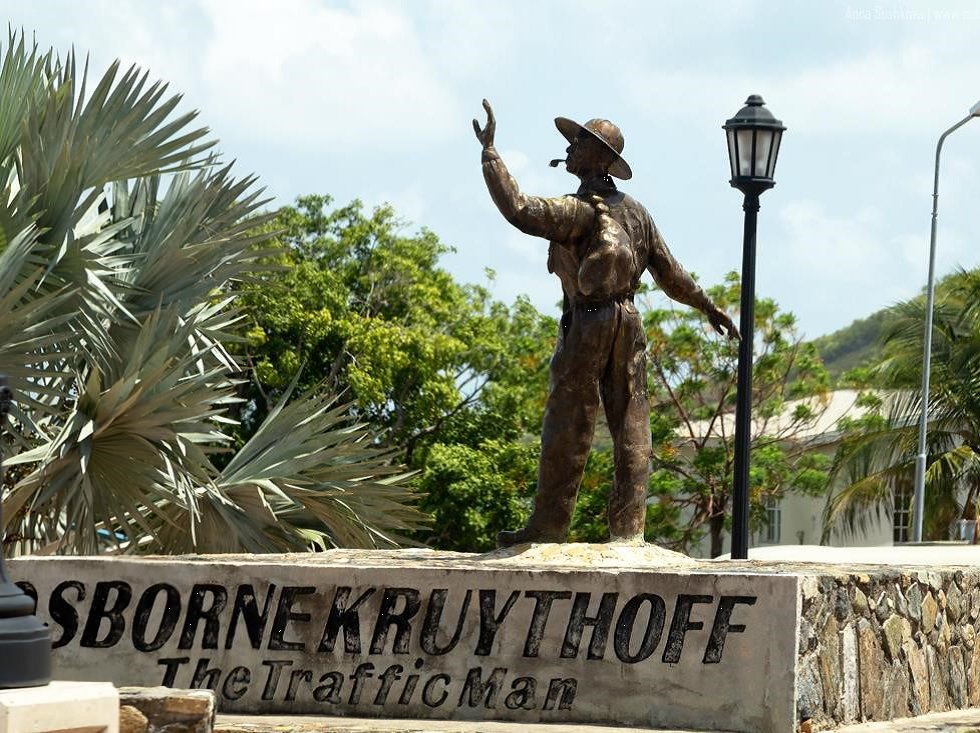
xmin=496 ymin=525 xmax=567 ymax=548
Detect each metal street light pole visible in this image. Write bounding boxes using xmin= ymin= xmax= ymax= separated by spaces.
xmin=0 ymin=376 xmax=52 ymax=688
xmin=731 ymin=192 xmax=760 ymax=559
xmin=724 ymin=96 xmax=784 ymax=560
xmin=911 ymin=100 xmax=980 ymax=543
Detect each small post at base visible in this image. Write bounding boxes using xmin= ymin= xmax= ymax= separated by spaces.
xmin=0 ymin=681 xmax=119 ymax=733
xmin=0 ymin=376 xmax=52 ymax=689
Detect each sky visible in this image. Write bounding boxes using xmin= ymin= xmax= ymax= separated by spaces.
xmin=5 ymin=0 xmax=980 ymax=338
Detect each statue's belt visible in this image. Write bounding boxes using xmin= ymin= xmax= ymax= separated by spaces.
xmin=566 ymin=291 xmax=636 ymax=314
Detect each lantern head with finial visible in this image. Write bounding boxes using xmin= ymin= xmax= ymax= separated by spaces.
xmin=724 ymin=94 xmax=785 ymax=196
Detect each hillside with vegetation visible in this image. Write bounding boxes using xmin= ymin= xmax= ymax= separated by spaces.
xmin=811 ymin=309 xmax=891 ymax=377
xmin=811 ymin=269 xmax=978 ymax=378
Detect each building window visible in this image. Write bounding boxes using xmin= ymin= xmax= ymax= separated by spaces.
xmin=763 ymin=496 xmax=781 ymax=544
xmin=893 ymin=476 xmax=913 ymax=544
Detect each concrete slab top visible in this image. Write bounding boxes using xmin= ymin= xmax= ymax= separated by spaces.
xmin=740 ymin=543 xmax=979 ymax=567
xmin=19 ymin=542 xmax=977 ymax=575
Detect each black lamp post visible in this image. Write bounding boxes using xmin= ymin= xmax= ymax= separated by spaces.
xmin=0 ymin=376 xmax=51 ymax=687
xmin=724 ymin=95 xmax=785 ymax=560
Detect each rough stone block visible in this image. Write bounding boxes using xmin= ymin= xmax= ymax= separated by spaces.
xmin=948 ymin=645 xmax=967 ymax=708
xmin=905 ymin=641 xmax=929 ymax=715
xmin=969 ymin=642 xmax=980 ymax=707
xmin=840 ymin=622 xmax=859 ymax=722
xmin=0 ymin=680 xmax=118 ymax=733
xmin=883 ymin=659 xmax=909 ymax=720
xmin=857 ymin=618 xmax=884 ymax=719
xmin=926 ymin=645 xmax=950 ymax=712
xmin=118 ymin=688 xmax=214 ymax=733
xmin=817 ymin=615 xmax=840 ymax=718
xmin=796 ymin=655 xmax=821 ymax=721
xmin=906 ymin=584 xmax=923 ymax=623
xmin=118 ymin=705 xmax=148 ymax=733
xmin=882 ymin=614 xmax=910 ymax=662
xmin=852 ymin=587 xmax=869 ymax=617
xmin=922 ymin=592 xmax=938 ymax=633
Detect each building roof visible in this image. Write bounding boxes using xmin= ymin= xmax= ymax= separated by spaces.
xmin=680 ymin=389 xmax=910 ymax=447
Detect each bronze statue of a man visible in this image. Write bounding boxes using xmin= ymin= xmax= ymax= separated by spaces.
xmin=474 ymin=100 xmax=739 ymax=547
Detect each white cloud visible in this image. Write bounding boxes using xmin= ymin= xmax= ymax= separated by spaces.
xmin=196 ymin=0 xmax=460 ymax=151
xmin=770 ymin=44 xmax=980 ymax=137
xmin=778 ymin=200 xmax=888 ymax=278
xmin=370 ymin=182 xmax=427 ymax=229
xmin=619 ymin=41 xmax=980 ymax=139
xmin=12 ymin=0 xmax=462 ymax=155
xmin=897 ymin=228 xmax=967 ymax=272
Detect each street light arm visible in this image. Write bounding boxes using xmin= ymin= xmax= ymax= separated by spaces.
xmin=912 ymin=112 xmax=978 ymax=543
xmin=932 ymin=115 xmax=974 ymax=209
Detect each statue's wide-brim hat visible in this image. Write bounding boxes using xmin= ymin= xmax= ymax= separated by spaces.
xmin=555 ymin=117 xmax=633 ymax=180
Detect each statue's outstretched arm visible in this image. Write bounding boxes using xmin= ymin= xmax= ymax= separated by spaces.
xmin=475 ymin=99 xmax=591 ymax=241
xmin=647 ymin=221 xmax=739 ymax=340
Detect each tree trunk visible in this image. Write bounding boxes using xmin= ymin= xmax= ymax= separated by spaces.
xmin=709 ymin=512 xmax=726 ymax=558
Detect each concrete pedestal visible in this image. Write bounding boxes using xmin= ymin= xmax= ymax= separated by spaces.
xmin=8 ymin=545 xmax=980 ymax=732
xmin=0 ymin=681 xmax=118 ymax=733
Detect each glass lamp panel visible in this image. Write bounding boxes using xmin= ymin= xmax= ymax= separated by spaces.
xmin=727 ymin=129 xmax=738 ymax=179
xmin=753 ymin=129 xmax=774 ymax=178
xmin=736 ymin=129 xmax=754 ymax=177
xmin=767 ymin=130 xmax=783 ymax=178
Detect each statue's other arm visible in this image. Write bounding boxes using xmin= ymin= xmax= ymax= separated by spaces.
xmin=481 ymin=146 xmax=591 ymax=240
xmin=646 ymin=218 xmax=739 ymax=339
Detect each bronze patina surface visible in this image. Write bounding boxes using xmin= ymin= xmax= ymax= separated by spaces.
xmin=473 ymin=100 xmax=738 ymax=546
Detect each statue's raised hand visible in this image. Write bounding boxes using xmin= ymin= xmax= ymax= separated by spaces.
xmin=473 ymin=99 xmax=496 ymax=149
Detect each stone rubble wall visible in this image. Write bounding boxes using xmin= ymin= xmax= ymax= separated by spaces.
xmin=796 ymin=569 xmax=980 ymax=730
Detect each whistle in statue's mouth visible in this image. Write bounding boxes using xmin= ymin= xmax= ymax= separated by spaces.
xmin=549 ymin=158 xmax=566 ymax=168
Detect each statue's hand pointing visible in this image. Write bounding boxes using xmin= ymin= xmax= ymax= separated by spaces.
xmin=708 ymin=307 xmax=740 ymax=340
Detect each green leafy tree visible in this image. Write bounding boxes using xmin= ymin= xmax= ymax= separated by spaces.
xmin=824 ymin=269 xmax=980 ymax=541
xmin=414 ymin=440 xmax=538 ymax=552
xmin=235 ymin=195 xmax=563 ymax=550
xmin=236 ymin=195 xmax=555 ymax=459
xmin=0 ymin=36 xmax=424 ymax=555
xmin=643 ymin=273 xmax=832 ymax=557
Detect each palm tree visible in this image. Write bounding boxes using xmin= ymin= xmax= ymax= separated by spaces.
xmin=0 ymin=34 xmax=426 ymax=555
xmin=823 ymin=269 xmax=980 ymax=542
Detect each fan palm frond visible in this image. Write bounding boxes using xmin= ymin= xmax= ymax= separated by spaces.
xmin=0 ymin=225 xmax=77 ymax=424
xmin=17 ymin=51 xmax=212 ymax=246
xmin=4 ymin=308 xmax=236 ymax=554
xmin=1 ymin=35 xmax=426 ymax=557
xmin=0 ymin=33 xmax=49 ymax=169
xmin=116 ymin=167 xmax=275 ymax=316
xmin=151 ymin=382 xmax=426 ymax=554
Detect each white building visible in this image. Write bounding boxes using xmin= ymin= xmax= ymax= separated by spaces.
xmin=678 ymin=389 xmax=928 ymax=559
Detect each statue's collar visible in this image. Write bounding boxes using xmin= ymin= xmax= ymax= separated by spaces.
xmin=577 ymin=175 xmax=617 ymax=196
